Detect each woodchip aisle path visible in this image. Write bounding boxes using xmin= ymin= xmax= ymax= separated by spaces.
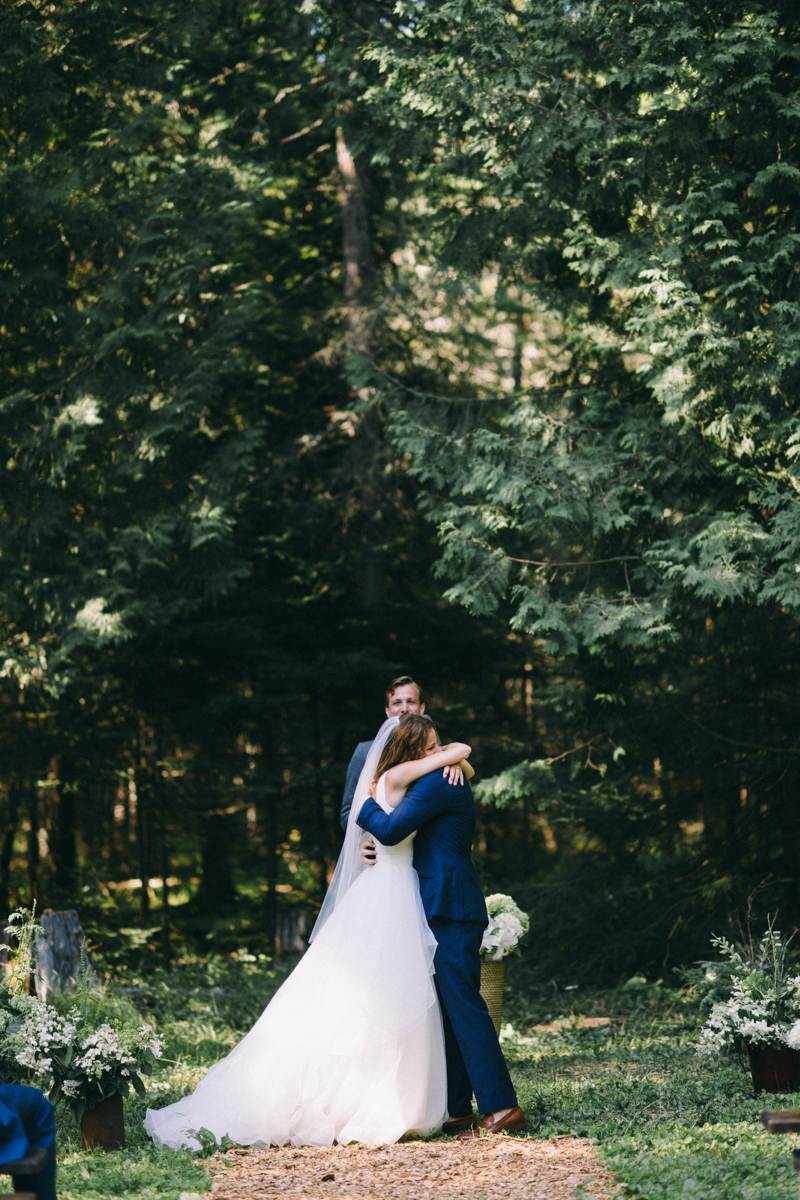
xmin=206 ymin=1135 xmax=621 ymax=1200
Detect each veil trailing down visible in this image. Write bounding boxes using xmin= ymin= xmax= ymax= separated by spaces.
xmin=144 ymin=718 xmax=447 ymax=1149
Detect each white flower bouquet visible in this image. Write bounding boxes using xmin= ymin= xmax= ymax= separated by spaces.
xmin=699 ymin=924 xmax=800 ymax=1054
xmin=481 ymin=894 xmax=530 ymax=961
xmin=0 ymin=989 xmax=163 ymax=1123
xmin=0 ymin=908 xmax=163 ymax=1122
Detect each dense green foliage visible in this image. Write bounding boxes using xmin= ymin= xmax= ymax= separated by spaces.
xmin=362 ymin=0 xmax=800 ymax=976
xmin=2 ymin=0 xmax=800 ymax=986
xmin=0 ymin=0 xmax=530 ymax=956
xmin=371 ymin=0 xmax=800 ymax=641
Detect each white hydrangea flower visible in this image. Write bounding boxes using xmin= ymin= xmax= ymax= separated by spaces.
xmin=484 ymin=894 xmax=531 ymax=935
xmin=738 ymin=1018 xmax=772 ymax=1042
xmin=4 ymin=993 xmax=162 ymax=1097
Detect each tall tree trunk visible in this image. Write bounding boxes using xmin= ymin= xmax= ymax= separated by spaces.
xmin=336 ymin=126 xmax=373 ymax=357
xmin=155 ymin=754 xmax=171 ymax=968
xmin=26 ymin=779 xmax=39 ymax=908
xmin=133 ymin=723 xmax=151 ymax=918
xmin=0 ymin=780 xmax=21 ymax=914
xmin=310 ymin=689 xmax=330 ymax=907
xmin=53 ymin=756 xmax=78 ymax=900
xmin=193 ymin=804 xmax=238 ymax=915
xmin=136 ymin=770 xmax=150 ymax=918
xmin=265 ymin=786 xmax=278 ymax=953
xmin=336 ymin=124 xmax=389 ymax=598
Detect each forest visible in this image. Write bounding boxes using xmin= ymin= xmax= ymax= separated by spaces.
xmin=2 ymin=0 xmax=800 ymax=990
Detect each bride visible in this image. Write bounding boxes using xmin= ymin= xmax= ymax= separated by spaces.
xmin=144 ymin=714 xmax=472 ymax=1148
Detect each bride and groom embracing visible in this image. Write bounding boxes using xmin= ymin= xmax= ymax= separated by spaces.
xmin=144 ymin=676 xmax=526 ymax=1148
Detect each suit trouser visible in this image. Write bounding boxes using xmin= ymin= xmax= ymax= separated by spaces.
xmin=429 ymin=917 xmax=518 ymax=1117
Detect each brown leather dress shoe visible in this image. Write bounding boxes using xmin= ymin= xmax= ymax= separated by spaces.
xmin=457 ymin=1106 xmax=527 ymax=1140
xmin=442 ymin=1113 xmax=478 ymax=1133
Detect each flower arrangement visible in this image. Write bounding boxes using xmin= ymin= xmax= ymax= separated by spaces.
xmin=481 ymin=894 xmax=530 ymax=961
xmin=0 ymin=911 xmax=162 ymax=1123
xmin=0 ymin=986 xmax=163 ymax=1122
xmin=699 ymin=922 xmax=800 ymax=1054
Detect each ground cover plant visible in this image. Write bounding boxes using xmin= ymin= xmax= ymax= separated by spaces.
xmin=503 ymin=973 xmax=800 ymax=1199
xmin=39 ymin=952 xmax=800 ymax=1200
xmin=50 ymin=951 xmax=293 ymax=1200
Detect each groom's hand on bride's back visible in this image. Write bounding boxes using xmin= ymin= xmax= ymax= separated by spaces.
xmin=360 ymin=836 xmax=377 ymax=865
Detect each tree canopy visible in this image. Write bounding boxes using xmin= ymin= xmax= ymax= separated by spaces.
xmin=2 ymin=0 xmax=800 ymax=984
xmin=363 ymin=0 xmax=800 ymax=647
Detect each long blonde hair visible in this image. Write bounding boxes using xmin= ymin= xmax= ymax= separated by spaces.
xmin=373 ymin=713 xmax=436 ymax=782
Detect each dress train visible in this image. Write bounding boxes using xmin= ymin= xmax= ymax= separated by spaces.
xmin=144 ymin=779 xmax=447 ymax=1148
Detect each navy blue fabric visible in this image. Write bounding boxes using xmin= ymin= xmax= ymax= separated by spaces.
xmin=0 ymin=1085 xmax=56 ymax=1200
xmin=358 ymin=771 xmax=488 ymax=922
xmin=429 ymin=918 xmax=517 ymax=1115
xmin=0 ymin=1096 xmax=28 ymax=1165
xmin=358 ymin=770 xmax=517 ymax=1116
xmin=339 ymin=740 xmax=373 ymax=830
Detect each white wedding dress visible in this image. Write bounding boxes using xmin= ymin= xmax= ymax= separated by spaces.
xmin=144 ymin=776 xmax=447 ymax=1148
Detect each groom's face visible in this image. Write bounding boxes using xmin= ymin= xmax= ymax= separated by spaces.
xmin=385 ymin=684 xmax=425 ymax=718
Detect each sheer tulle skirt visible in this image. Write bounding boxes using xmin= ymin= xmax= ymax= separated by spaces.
xmin=144 ymin=853 xmax=447 ymax=1148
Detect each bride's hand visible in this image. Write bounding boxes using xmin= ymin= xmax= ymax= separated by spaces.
xmin=443 ymin=763 xmax=464 ymax=787
xmin=368 ymin=779 xmax=377 ymax=799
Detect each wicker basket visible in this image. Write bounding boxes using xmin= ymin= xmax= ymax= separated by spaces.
xmin=480 ymin=959 xmax=506 ymax=1035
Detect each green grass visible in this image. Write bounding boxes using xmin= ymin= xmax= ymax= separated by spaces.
xmin=502 ymin=980 xmax=800 ymax=1198
xmin=54 ymin=1092 xmax=209 ymax=1200
xmin=52 ymin=951 xmax=296 ymax=1200
xmin=47 ymin=957 xmax=800 ymax=1200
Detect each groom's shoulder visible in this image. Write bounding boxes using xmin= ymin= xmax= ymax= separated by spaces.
xmin=410 ymin=770 xmax=469 ymax=803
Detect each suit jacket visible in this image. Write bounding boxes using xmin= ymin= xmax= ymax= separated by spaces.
xmin=339 ymin=740 xmax=373 ymax=830
xmin=358 ymin=770 xmax=488 ymax=923
xmin=0 ymin=1083 xmax=56 ymax=1151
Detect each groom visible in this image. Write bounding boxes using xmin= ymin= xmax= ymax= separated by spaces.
xmin=340 ymin=676 xmax=464 ymax=829
xmin=339 ymin=676 xmax=425 ymax=830
xmin=357 ymin=738 xmax=526 ymax=1140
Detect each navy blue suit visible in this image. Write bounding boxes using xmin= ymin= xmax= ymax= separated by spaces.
xmin=358 ymin=770 xmax=518 ymax=1118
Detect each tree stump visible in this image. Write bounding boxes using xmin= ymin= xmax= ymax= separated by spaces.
xmin=276 ymin=910 xmax=308 ymax=956
xmin=34 ymin=909 xmax=96 ymax=1001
